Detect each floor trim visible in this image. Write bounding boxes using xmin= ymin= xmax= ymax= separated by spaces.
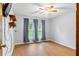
xmin=50 ymin=39 xmax=76 ymax=50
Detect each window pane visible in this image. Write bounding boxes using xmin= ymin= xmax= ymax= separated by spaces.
xmin=38 ymin=20 xmax=42 ymax=40
xmin=28 ymin=20 xmax=34 ymax=40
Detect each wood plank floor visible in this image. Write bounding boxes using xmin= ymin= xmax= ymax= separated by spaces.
xmin=0 ymin=41 xmax=2 ymax=56
xmin=0 ymin=48 xmax=2 ymax=56
xmin=12 ymin=41 xmax=76 ymax=56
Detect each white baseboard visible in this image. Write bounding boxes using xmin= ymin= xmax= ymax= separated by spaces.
xmin=15 ymin=39 xmax=50 ymax=46
xmin=15 ymin=42 xmax=24 ymax=45
xmin=49 ymin=39 xmax=76 ymax=50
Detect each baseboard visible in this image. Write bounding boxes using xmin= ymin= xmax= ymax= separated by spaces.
xmin=15 ymin=42 xmax=24 ymax=46
xmin=49 ymin=39 xmax=76 ymax=50
xmin=15 ymin=39 xmax=50 ymax=46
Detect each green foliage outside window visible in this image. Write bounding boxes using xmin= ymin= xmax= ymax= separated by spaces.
xmin=28 ymin=20 xmax=42 ymax=41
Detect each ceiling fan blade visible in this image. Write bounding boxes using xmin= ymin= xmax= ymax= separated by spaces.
xmin=54 ymin=7 xmax=68 ymax=9
xmin=47 ymin=6 xmax=56 ymax=9
xmin=48 ymin=10 xmax=57 ymax=12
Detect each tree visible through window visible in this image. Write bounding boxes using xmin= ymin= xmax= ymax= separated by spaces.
xmin=28 ymin=20 xmax=34 ymax=41
xmin=38 ymin=20 xmax=42 ymax=40
xmin=28 ymin=20 xmax=42 ymax=41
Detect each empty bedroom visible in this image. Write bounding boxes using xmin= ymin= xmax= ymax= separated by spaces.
xmin=0 ymin=3 xmax=76 ymax=56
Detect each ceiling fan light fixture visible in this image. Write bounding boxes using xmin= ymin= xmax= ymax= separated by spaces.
xmin=50 ymin=6 xmax=54 ymax=8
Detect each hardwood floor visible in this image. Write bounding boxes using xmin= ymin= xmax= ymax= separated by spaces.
xmin=0 ymin=48 xmax=1 ymax=56
xmin=0 ymin=41 xmax=2 ymax=56
xmin=12 ymin=41 xmax=76 ymax=56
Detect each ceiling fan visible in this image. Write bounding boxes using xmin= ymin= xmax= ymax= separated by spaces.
xmin=39 ymin=5 xmax=57 ymax=12
xmin=31 ymin=3 xmax=64 ymax=14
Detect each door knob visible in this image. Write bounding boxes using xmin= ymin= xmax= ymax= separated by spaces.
xmin=0 ymin=44 xmax=6 ymax=48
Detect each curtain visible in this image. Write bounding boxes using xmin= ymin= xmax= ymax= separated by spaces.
xmin=41 ymin=20 xmax=46 ymax=40
xmin=23 ymin=18 xmax=29 ymax=42
xmin=34 ymin=19 xmax=38 ymax=41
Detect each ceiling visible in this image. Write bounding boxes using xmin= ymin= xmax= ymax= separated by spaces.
xmin=12 ymin=3 xmax=76 ymax=19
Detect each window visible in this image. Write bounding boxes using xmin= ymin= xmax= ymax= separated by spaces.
xmin=28 ymin=20 xmax=42 ymax=41
xmin=38 ymin=20 xmax=42 ymax=40
xmin=28 ymin=20 xmax=34 ymax=41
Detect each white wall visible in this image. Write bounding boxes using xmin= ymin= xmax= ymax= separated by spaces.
xmin=14 ymin=15 xmax=24 ymax=44
xmin=45 ymin=19 xmax=52 ymax=40
xmin=49 ymin=7 xmax=76 ymax=49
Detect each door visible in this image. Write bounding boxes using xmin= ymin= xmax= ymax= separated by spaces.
xmin=0 ymin=18 xmax=7 ymax=56
xmin=1 ymin=16 xmax=14 ymax=56
xmin=0 ymin=3 xmax=6 ymax=56
xmin=0 ymin=3 xmax=14 ymax=56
